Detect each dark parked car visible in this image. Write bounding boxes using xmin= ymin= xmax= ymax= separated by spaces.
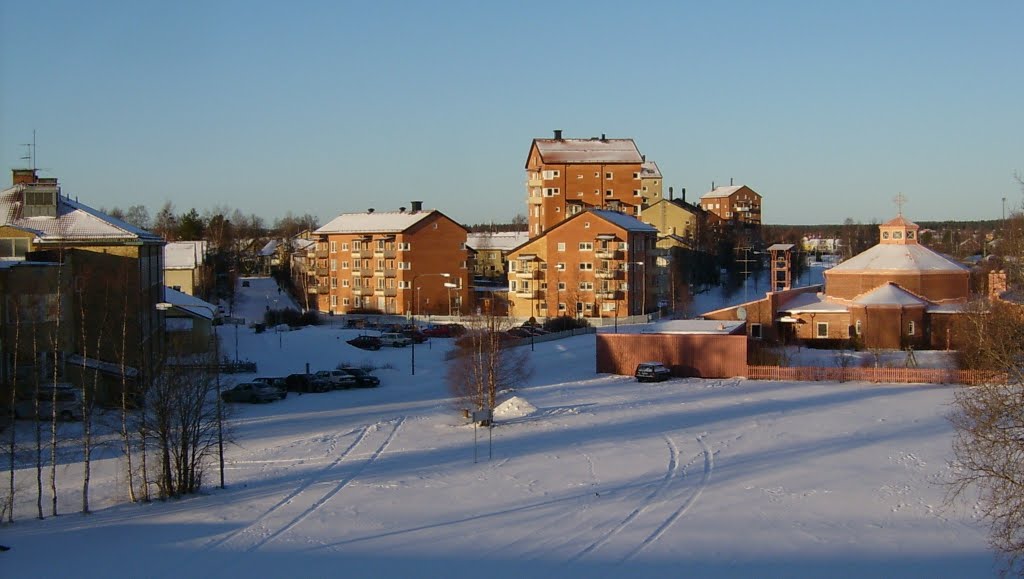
xmin=635 ymin=362 xmax=672 ymax=383
xmin=507 ymin=327 xmax=533 ymax=338
xmin=315 ymin=370 xmax=358 ymax=389
xmin=222 ymin=382 xmax=280 ymax=403
xmin=340 ymin=367 xmax=380 ymax=388
xmin=285 ymin=373 xmax=331 ymax=393
xmin=252 ymin=377 xmax=288 ymax=399
xmin=347 ymin=335 xmax=383 ymax=351
xmin=402 ymin=329 xmax=428 ymax=344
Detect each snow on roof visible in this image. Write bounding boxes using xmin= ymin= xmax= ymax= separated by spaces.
xmin=781 ymin=292 xmax=850 ymax=313
xmin=163 ymin=286 xmax=217 ymax=319
xmin=829 ymin=243 xmax=968 ymax=273
xmin=315 ymin=210 xmax=435 ymax=234
xmin=653 ymin=320 xmax=746 ymax=334
xmin=853 ymin=282 xmax=929 ymax=306
xmin=767 ymin=243 xmax=795 ymax=251
xmin=589 ymin=209 xmax=659 ymax=233
xmin=927 ymin=302 xmax=966 ymax=314
xmin=466 ymin=231 xmax=530 ymax=251
xmin=882 ymin=215 xmax=918 ymax=228
xmin=258 ymin=239 xmax=279 ymax=256
xmin=164 ymin=241 xmax=207 ymax=269
xmin=640 ymin=160 xmax=661 ymax=178
xmin=700 ymin=185 xmax=744 ymax=199
xmin=291 ymin=237 xmax=316 ymax=252
xmin=0 ymin=184 xmax=163 ymax=244
xmin=533 ymin=138 xmax=643 ymax=164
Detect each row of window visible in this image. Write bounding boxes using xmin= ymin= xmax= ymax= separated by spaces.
xmin=542 ymin=188 xmax=645 ymax=198
xmin=510 ymin=280 xmax=628 ymax=292
xmin=541 ymin=170 xmax=644 ymax=181
xmin=329 ymin=260 xmax=468 ymax=271
xmin=325 ymin=241 xmax=429 ymax=253
xmin=814 ymin=320 xmax=916 ymax=338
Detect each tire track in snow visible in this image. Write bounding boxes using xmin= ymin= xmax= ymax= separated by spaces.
xmin=244 ymin=416 xmax=406 ymax=552
xmin=206 ymin=423 xmax=372 ymax=551
xmin=567 ymin=435 xmax=680 ymax=563
xmin=621 ymin=433 xmax=714 ymax=562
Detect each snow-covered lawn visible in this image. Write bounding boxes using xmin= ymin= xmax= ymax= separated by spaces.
xmin=0 ymin=278 xmax=993 ymax=578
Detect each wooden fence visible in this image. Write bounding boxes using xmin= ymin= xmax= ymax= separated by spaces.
xmin=746 ymin=365 xmax=1005 ymax=385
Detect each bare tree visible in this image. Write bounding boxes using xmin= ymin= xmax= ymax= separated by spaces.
xmin=948 ymin=298 xmax=1024 ymax=573
xmin=446 ymin=306 xmax=532 ymax=424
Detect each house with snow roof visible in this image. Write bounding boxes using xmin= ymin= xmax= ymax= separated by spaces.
xmin=163 ymin=240 xmax=209 ymax=297
xmin=313 ymin=202 xmax=469 ymax=316
xmin=703 ymin=215 xmax=971 ymax=349
xmin=505 ymin=209 xmax=659 ymax=320
xmin=524 ymin=130 xmax=658 ymax=237
xmin=699 ymin=184 xmax=762 ymax=226
xmin=0 ymin=169 xmax=166 ymax=402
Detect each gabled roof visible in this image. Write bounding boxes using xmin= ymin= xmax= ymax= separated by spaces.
xmin=0 ymin=183 xmax=162 ymax=244
xmin=507 ymin=209 xmax=657 ymax=255
xmin=315 ymin=209 xmax=441 ymax=235
xmin=466 ymin=231 xmax=529 ymax=251
xmin=828 ymin=243 xmax=968 ymax=273
xmin=530 ymin=138 xmax=643 ymax=165
xmin=781 ymin=292 xmax=850 ymax=314
xmin=700 ymin=185 xmax=743 ymax=200
xmin=163 ymin=287 xmax=217 ymax=320
xmin=852 ymin=282 xmax=929 ymax=306
xmin=258 ymin=239 xmax=279 ymax=257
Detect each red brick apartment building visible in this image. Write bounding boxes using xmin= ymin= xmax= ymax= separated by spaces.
xmin=525 ymin=130 xmax=653 ymax=237
xmin=313 ymin=202 xmax=470 ymax=316
xmin=506 ymin=209 xmax=658 ymax=319
xmin=699 ymin=184 xmax=762 ymax=226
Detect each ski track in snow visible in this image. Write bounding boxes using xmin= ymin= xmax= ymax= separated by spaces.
xmin=207 ymin=417 xmax=405 ymax=553
xmin=621 ymin=433 xmax=714 ymax=562
xmin=567 ymin=434 xmax=680 ymax=563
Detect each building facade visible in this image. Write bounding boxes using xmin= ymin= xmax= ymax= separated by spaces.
xmin=313 ymin=203 xmax=470 ymax=316
xmin=699 ymin=185 xmax=762 ymax=226
xmin=466 ymin=231 xmax=529 ymax=281
xmin=506 ymin=209 xmax=658 ymax=319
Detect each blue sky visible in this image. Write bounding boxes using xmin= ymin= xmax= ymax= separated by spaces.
xmin=2 ymin=1 xmax=1021 ymax=226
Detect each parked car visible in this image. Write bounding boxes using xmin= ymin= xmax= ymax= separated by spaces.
xmin=506 ymin=327 xmax=533 ymax=338
xmin=284 ymin=373 xmax=332 ymax=393
xmin=221 ymin=382 xmax=280 ymax=403
xmin=402 ymin=329 xmax=428 ymax=344
xmin=634 ymin=362 xmax=672 ymax=383
xmin=379 ymin=332 xmax=412 ymax=347
xmin=315 ymin=370 xmax=358 ymax=390
xmin=252 ymin=376 xmax=288 ymax=399
xmin=339 ymin=367 xmax=380 ymax=388
xmin=347 ymin=335 xmax=382 ymax=351
xmin=14 ymin=384 xmax=83 ymax=421
xmin=421 ymin=325 xmax=452 ymax=338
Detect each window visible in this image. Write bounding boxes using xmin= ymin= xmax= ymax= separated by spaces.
xmin=855 ymin=320 xmax=862 ymax=335
xmin=893 ymin=231 xmax=903 ymax=239
xmin=907 ymin=230 xmax=916 ymax=240
xmin=330 ymin=295 xmax=338 ymax=307
xmin=578 ymin=282 xmax=593 ymax=291
xmin=816 ymin=322 xmax=828 ymax=338
xmin=605 ymin=190 xmax=613 ymax=197
xmin=579 ymin=262 xmax=593 ymax=271
xmin=557 ymin=242 xmax=566 ymax=252
xmin=342 ymin=298 xmax=350 ymax=306
xmin=633 ymin=190 xmax=641 ymax=197
xmin=750 ymin=323 xmax=762 ymax=339
xmin=341 ymin=261 xmax=349 ymax=269
xmin=633 ymin=172 xmax=640 ymax=179
xmin=555 ymin=207 xmax=560 ymax=213
xmin=558 ymin=282 xmax=566 ymax=291
xmin=585 ymin=221 xmax=591 ymax=228
xmin=330 ymin=241 xmax=337 ymax=252
xmin=398 ymin=242 xmax=411 ymax=251
xmin=0 ymin=238 xmax=29 ymax=258
xmin=882 ymin=231 xmax=890 ymax=239
xmin=558 ymin=302 xmax=567 ymax=311
xmin=605 ymin=172 xmax=613 ymax=179
xmin=341 ymin=279 xmax=349 ymax=287
xmin=399 ymin=262 xmax=411 ymax=270
xmin=908 ymin=320 xmax=915 ymax=336
xmin=579 ymin=242 xmax=592 ymax=251
xmin=544 ymin=188 xmax=559 ymax=196
xmin=510 ymin=280 xmax=517 ymax=291
xmin=341 ymin=242 xmax=348 ymax=251
xmin=331 ymin=278 xmax=339 ymax=288
xmin=399 ymin=281 xmax=411 ymax=289
xmin=542 ymin=169 xmax=560 ymax=179
xmin=556 ymin=262 xmax=565 ymax=270
xmin=330 ymin=259 xmax=337 ymax=271
xmin=603 ymin=302 xmax=617 ymax=311
xmin=509 ymin=261 xmax=516 ymax=272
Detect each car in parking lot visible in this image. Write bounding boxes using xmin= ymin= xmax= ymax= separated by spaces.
xmin=339 ymin=367 xmax=380 ymax=388
xmin=379 ymin=332 xmax=412 ymax=347
xmin=347 ymin=335 xmax=383 ymax=351
xmin=284 ymin=373 xmax=331 ymax=393
xmin=221 ymin=382 xmax=280 ymax=403
xmin=315 ymin=370 xmax=358 ymax=389
xmin=402 ymin=329 xmax=428 ymax=344
xmin=15 ymin=384 xmax=83 ymax=421
xmin=634 ymin=362 xmax=672 ymax=383
xmin=252 ymin=376 xmax=288 ymax=399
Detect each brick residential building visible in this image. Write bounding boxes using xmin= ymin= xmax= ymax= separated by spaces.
xmin=313 ymin=202 xmax=470 ymax=316
xmin=699 ymin=184 xmax=762 ymax=226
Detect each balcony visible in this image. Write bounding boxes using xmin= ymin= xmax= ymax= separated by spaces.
xmin=514 ymin=290 xmax=542 ymax=299
xmin=354 ymin=287 xmax=374 ymax=296
xmin=595 ymin=249 xmax=622 ymax=260
xmin=384 ymin=268 xmax=397 ymax=278
xmin=313 ymin=285 xmax=328 ymax=294
xmin=528 ymin=176 xmax=543 ymax=187
xmin=375 ymin=288 xmax=398 ymax=297
xmin=315 ymin=250 xmax=329 ymax=258
xmin=351 ymin=250 xmax=365 ymax=259
xmin=382 ymin=249 xmax=397 ymax=259
xmin=595 ymin=269 xmax=623 ymax=280
xmin=515 ymin=270 xmax=543 ymax=279
xmin=360 ymin=269 xmax=374 ymax=277
xmin=315 ymin=267 xmax=328 ymax=276
xmin=596 ymin=290 xmax=622 ymax=300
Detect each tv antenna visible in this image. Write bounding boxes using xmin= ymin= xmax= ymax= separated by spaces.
xmin=20 ymin=130 xmax=37 ymax=170
xmin=893 ymin=192 xmax=907 ymax=216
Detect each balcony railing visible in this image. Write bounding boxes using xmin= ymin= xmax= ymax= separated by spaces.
xmin=515 ymin=270 xmax=543 ymax=279
xmin=595 ymin=249 xmax=622 ymax=260
xmin=315 ymin=250 xmax=329 ymax=258
xmin=594 ymin=269 xmax=623 ymax=279
xmin=354 ymin=287 xmax=374 ymax=296
xmin=384 ymin=268 xmax=397 ymax=278
xmin=514 ymin=290 xmax=542 ymax=299
xmin=375 ymin=288 xmax=398 ymax=297
xmin=596 ymin=290 xmax=622 ymax=300
xmin=315 ymin=267 xmax=328 ymax=276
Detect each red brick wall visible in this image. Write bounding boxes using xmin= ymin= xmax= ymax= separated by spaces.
xmin=596 ymin=334 xmax=748 ymax=378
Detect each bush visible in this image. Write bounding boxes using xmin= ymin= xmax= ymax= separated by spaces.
xmin=263 ymin=307 xmax=319 ymax=327
xmin=543 ymin=315 xmax=590 ymax=333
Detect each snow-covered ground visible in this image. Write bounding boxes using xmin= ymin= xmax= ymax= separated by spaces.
xmin=1 ymin=277 xmax=993 ymax=578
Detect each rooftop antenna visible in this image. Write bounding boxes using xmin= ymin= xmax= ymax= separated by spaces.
xmin=893 ymin=192 xmax=907 ymax=216
xmin=20 ymin=130 xmax=36 ymax=170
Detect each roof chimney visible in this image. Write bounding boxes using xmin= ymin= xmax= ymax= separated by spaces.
xmin=600 ymin=133 xmax=606 ymax=141
xmin=730 ymin=177 xmax=734 ymax=186
xmin=12 ymin=168 xmax=37 ymax=185
xmin=681 ymin=188 xmax=686 ymax=203
xmin=553 ymin=129 xmax=562 ymax=140
xmin=399 ymin=206 xmax=406 ymax=213
xmin=410 ymin=200 xmax=423 ymax=213
xmin=368 ymin=208 xmax=375 ymax=214
xmin=668 ymin=186 xmax=673 ymax=201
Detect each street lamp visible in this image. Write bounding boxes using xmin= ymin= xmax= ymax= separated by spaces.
xmin=632 ymin=261 xmax=646 ymax=319
xmin=444 ymin=281 xmax=458 ymax=317
xmin=410 ymin=272 xmax=450 ymax=375
xmin=156 ymin=301 xmax=225 ymax=490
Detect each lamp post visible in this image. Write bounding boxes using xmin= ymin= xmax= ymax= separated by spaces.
xmin=156 ymin=301 xmax=225 ymax=490
xmin=632 ymin=261 xmax=646 ymax=319
xmin=410 ymin=272 xmax=450 ymax=375
xmin=444 ymin=281 xmax=458 ymax=317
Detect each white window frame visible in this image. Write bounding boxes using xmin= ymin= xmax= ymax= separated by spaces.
xmin=330 ymin=241 xmax=337 ymax=253
xmin=816 ymin=322 xmax=829 ymax=338
xmin=908 ymin=320 xmax=915 ymax=336
xmin=579 ymin=242 xmax=593 ymax=251
xmin=557 ymin=242 xmax=566 ymax=252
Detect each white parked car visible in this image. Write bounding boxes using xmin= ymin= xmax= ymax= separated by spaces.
xmin=379 ymin=332 xmax=412 ymax=347
xmin=15 ymin=384 xmax=83 ymax=421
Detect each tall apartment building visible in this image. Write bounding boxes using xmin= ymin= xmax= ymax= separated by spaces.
xmin=313 ymin=202 xmax=469 ymax=316
xmin=699 ymin=184 xmax=762 ymax=226
xmin=525 ymin=130 xmax=651 ymax=237
xmin=506 ymin=209 xmax=658 ymax=319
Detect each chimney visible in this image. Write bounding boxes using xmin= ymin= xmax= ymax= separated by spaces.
xmin=410 ymin=200 xmax=423 ymax=213
xmin=641 ymin=154 xmax=646 ymax=162
xmin=730 ymin=177 xmax=734 ymax=186
xmin=368 ymin=208 xmax=375 ymax=213
xmin=668 ymin=186 xmax=673 ymax=201
xmin=600 ymin=133 xmax=606 ymax=141
xmin=12 ymin=168 xmax=37 ymax=185
xmin=553 ymin=129 xmax=562 ymax=140
xmin=399 ymin=206 xmax=406 ymax=213
xmin=681 ymin=188 xmax=686 ymax=203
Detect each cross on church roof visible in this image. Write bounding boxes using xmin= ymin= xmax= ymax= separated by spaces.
xmin=893 ymin=193 xmax=907 ymax=216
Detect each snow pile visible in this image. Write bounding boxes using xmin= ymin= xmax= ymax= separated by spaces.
xmin=493 ymin=395 xmax=537 ymax=419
